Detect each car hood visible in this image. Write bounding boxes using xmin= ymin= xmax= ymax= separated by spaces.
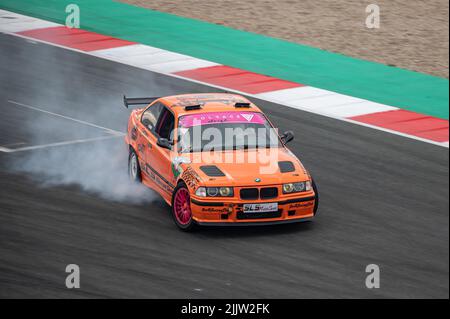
xmin=184 ymin=147 xmax=310 ymax=187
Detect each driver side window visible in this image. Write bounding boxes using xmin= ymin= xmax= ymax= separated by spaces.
xmin=141 ymin=102 xmax=164 ymax=132
xmin=156 ymin=107 xmax=175 ymax=142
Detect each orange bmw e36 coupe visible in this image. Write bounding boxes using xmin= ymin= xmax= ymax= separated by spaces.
xmin=124 ymin=93 xmax=318 ymax=231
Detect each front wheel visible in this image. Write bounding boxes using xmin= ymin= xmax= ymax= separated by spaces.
xmin=312 ymin=179 xmax=319 ymax=215
xmin=171 ymin=182 xmax=196 ymax=231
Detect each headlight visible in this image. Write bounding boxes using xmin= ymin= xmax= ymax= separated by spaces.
xmin=207 ymin=187 xmax=219 ymax=197
xmin=283 ymin=183 xmax=294 ymax=193
xmin=283 ymin=181 xmax=311 ymax=194
xmin=195 ymin=186 xmax=233 ymax=197
xmin=305 ymin=180 xmax=312 ymax=191
xmin=195 ymin=187 xmax=207 ymax=197
xmin=219 ymin=187 xmax=233 ymax=197
xmin=293 ymin=182 xmax=305 ymax=192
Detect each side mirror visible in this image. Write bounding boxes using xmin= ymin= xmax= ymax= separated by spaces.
xmin=281 ymin=130 xmax=294 ymax=144
xmin=157 ymin=137 xmax=172 ymax=150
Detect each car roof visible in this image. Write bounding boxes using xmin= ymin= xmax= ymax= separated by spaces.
xmin=157 ymin=93 xmax=263 ymax=117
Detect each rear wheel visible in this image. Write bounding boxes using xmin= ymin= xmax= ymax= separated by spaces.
xmin=172 ymin=182 xmax=196 ymax=231
xmin=128 ymin=148 xmax=142 ymax=183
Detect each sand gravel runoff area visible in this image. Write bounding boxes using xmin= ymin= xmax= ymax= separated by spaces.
xmin=121 ymin=0 xmax=449 ymax=78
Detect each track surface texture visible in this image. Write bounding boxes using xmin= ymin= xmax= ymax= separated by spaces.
xmin=0 ymin=34 xmax=448 ymax=298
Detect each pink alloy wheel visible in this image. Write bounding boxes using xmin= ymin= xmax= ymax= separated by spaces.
xmin=174 ymin=188 xmax=192 ymax=225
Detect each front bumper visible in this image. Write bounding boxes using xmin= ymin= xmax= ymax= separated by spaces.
xmin=196 ymin=217 xmax=313 ymax=226
xmin=190 ymin=194 xmax=316 ymax=225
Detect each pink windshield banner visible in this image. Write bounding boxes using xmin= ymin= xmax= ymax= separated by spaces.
xmin=179 ymin=112 xmax=267 ymax=127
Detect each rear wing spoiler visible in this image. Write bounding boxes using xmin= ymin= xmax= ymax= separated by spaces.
xmin=123 ymin=95 xmax=159 ymax=109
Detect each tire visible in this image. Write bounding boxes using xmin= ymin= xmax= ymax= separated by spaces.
xmin=312 ymin=179 xmax=319 ymax=215
xmin=171 ymin=182 xmax=196 ymax=231
xmin=128 ymin=148 xmax=142 ymax=183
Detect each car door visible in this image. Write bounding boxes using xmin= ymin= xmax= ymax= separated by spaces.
xmin=136 ymin=101 xmax=164 ymax=172
xmin=146 ymin=105 xmax=176 ymax=196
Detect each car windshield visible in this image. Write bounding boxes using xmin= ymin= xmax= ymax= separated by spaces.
xmin=177 ymin=111 xmax=281 ymax=153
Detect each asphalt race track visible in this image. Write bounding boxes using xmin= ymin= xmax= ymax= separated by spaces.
xmin=0 ymin=34 xmax=448 ymax=298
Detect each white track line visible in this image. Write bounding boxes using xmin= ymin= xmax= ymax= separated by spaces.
xmin=1 ymin=135 xmax=124 ymax=153
xmin=8 ymin=100 xmax=123 ymax=135
xmin=92 ymin=44 xmax=219 ymax=73
xmin=0 ymin=100 xmax=125 ymax=153
xmin=0 ymin=142 xmax=26 ymax=147
xmin=0 ymin=9 xmax=59 ymax=33
xmin=0 ymin=146 xmax=13 ymax=153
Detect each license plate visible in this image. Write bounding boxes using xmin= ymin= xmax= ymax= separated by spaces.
xmin=243 ymin=203 xmax=278 ymax=213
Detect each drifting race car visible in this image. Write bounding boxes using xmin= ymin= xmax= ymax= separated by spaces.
xmin=124 ymin=93 xmax=318 ymax=231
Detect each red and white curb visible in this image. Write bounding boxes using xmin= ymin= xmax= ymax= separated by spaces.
xmin=1 ymin=9 xmax=448 ymax=148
